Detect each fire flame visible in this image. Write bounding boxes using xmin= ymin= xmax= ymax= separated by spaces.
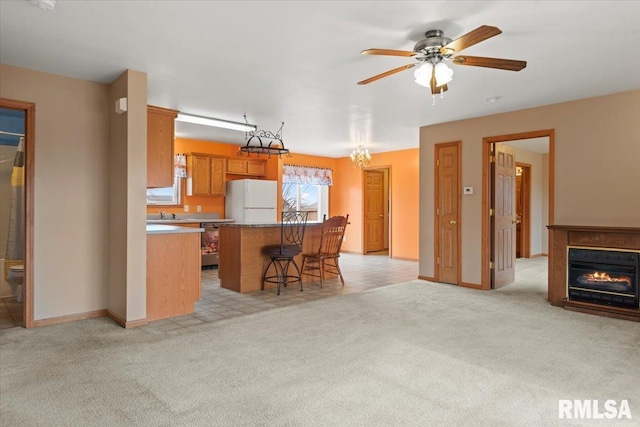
xmin=584 ymin=271 xmax=631 ymax=285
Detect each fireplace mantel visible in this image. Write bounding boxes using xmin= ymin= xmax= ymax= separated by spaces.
xmin=547 ymin=225 xmax=640 ymax=321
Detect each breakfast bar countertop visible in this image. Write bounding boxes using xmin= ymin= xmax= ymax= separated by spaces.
xmin=218 ymin=221 xmax=332 ymax=293
xmin=146 ymin=218 xmax=235 ymax=225
xmin=219 ymin=221 xmax=321 ymax=228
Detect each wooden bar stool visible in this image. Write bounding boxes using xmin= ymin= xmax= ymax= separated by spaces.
xmin=301 ymin=214 xmax=349 ymax=287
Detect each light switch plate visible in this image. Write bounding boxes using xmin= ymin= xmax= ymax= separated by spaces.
xmin=463 ymin=187 xmax=473 ymax=195
xmin=184 ymin=205 xmax=189 ymax=212
xmin=197 ymin=205 xmax=202 ymax=212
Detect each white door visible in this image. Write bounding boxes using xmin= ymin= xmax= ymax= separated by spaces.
xmin=245 ymin=180 xmax=277 ymax=208
xmin=244 ymin=208 xmax=277 ymax=224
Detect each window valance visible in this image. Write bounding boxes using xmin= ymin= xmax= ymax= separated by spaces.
xmin=283 ymin=164 xmax=333 ymax=186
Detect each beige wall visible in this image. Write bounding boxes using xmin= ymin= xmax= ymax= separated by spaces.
xmin=419 ymin=90 xmax=640 ymax=284
xmin=124 ymin=70 xmax=147 ymax=322
xmin=107 ymin=69 xmax=149 ymax=323
xmin=0 ymin=64 xmax=110 ymax=320
xmin=0 ymin=64 xmax=148 ymax=324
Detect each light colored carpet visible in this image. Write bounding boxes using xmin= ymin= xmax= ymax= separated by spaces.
xmin=1 ymin=260 xmax=639 ymax=426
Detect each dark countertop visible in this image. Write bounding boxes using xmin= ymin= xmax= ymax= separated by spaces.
xmin=219 ymin=221 xmax=322 ymax=228
xmin=146 ymin=218 xmax=235 ymax=225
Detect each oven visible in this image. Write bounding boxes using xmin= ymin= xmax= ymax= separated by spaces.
xmin=201 ymin=223 xmax=220 ymax=268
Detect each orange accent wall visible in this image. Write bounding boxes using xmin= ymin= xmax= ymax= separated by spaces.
xmin=147 ymin=137 xmax=278 ymax=217
xmin=334 ymin=148 xmax=419 ymax=261
xmin=147 ymin=138 xmax=419 ymax=261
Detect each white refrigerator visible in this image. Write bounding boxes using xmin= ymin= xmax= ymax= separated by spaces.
xmin=225 ymin=179 xmax=278 ymax=223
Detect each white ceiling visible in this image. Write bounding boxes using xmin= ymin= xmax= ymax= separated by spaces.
xmin=2 ymin=1 xmax=640 ymax=158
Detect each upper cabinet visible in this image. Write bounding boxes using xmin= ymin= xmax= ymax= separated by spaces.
xmin=226 ymin=158 xmax=266 ymax=177
xmin=187 ymin=153 xmax=226 ymax=196
xmin=147 ymin=105 xmax=178 ymax=188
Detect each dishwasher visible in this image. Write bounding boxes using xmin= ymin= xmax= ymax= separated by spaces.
xmin=201 ymin=223 xmax=220 ymax=268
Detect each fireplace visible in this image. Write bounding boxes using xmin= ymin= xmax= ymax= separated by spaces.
xmin=567 ymin=247 xmax=639 ymax=308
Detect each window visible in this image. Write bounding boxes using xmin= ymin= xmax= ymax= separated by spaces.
xmin=282 ymin=164 xmax=332 ymax=222
xmin=282 ymin=183 xmax=328 ymax=222
xmin=146 ymin=177 xmax=182 ymax=206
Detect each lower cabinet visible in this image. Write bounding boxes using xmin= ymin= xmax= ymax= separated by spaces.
xmin=146 ymin=232 xmax=201 ymax=321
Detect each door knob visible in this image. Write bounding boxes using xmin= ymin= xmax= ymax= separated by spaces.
xmin=512 ymin=220 xmax=521 ymax=224
xmin=449 ymin=220 xmax=457 ymax=225
xmin=379 ymin=214 xmax=384 ymax=218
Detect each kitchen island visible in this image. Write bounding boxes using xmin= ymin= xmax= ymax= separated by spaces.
xmin=219 ymin=222 xmax=335 ymax=293
xmin=146 ymin=224 xmax=204 ymax=321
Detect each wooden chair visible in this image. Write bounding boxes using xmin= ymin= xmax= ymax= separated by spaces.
xmin=301 ymin=214 xmax=349 ymax=287
xmin=262 ymin=211 xmax=309 ymax=295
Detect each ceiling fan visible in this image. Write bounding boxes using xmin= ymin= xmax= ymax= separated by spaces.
xmin=357 ymin=25 xmax=527 ymax=96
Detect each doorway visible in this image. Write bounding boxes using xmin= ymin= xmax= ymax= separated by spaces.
xmin=363 ymin=167 xmax=389 ymax=255
xmin=482 ymin=130 xmax=554 ymax=291
xmin=0 ymin=98 xmax=34 ymax=328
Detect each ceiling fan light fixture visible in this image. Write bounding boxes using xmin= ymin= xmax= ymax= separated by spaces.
xmin=413 ymin=63 xmax=433 ymax=87
xmin=434 ymin=63 xmax=454 ymax=86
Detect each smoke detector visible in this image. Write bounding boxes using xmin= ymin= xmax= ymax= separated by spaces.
xmin=30 ymin=0 xmax=56 ymax=10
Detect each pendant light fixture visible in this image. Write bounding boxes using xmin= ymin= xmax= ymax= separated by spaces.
xmin=350 ymin=145 xmax=371 ymax=169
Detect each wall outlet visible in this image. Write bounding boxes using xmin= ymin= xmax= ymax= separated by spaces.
xmin=197 ymin=205 xmax=202 ymax=212
xmin=184 ymin=205 xmax=189 ymax=212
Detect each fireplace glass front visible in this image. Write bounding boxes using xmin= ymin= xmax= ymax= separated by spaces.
xmin=567 ymin=247 xmax=639 ymax=308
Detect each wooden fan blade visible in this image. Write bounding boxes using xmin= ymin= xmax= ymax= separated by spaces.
xmin=430 ymin=83 xmax=448 ymax=96
xmin=361 ymin=48 xmax=416 ymax=57
xmin=357 ymin=63 xmax=416 ymax=85
xmin=452 ymin=56 xmax=527 ymax=71
xmin=429 ymin=71 xmax=448 ymax=95
xmin=440 ymin=25 xmax=502 ymax=55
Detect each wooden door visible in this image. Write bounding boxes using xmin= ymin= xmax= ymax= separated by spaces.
xmin=191 ymin=155 xmax=211 ymax=195
xmin=210 ymin=157 xmax=226 ymax=196
xmin=515 ymin=162 xmax=530 ymax=258
xmin=492 ymin=143 xmax=516 ymax=288
xmin=226 ymin=158 xmax=248 ymax=175
xmin=364 ymin=170 xmax=384 ymax=252
xmin=515 ymin=173 xmax=522 ymax=258
xmin=246 ymin=160 xmax=266 ymax=176
xmin=147 ymin=106 xmax=177 ymax=188
xmin=435 ymin=143 xmax=460 ymax=284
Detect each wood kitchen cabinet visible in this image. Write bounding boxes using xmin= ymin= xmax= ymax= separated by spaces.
xmin=187 ymin=153 xmax=226 ymax=196
xmin=226 ymin=158 xmax=266 ymax=177
xmin=147 ymin=229 xmax=201 ymax=321
xmin=147 ymin=105 xmax=178 ymax=188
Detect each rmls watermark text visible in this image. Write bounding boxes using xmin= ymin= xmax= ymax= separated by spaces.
xmin=559 ymin=400 xmax=632 ymax=419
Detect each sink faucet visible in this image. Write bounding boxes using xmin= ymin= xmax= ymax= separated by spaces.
xmin=160 ymin=211 xmax=166 ymax=220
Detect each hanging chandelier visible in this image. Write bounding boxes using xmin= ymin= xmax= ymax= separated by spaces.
xmin=350 ymin=145 xmax=371 ymax=168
